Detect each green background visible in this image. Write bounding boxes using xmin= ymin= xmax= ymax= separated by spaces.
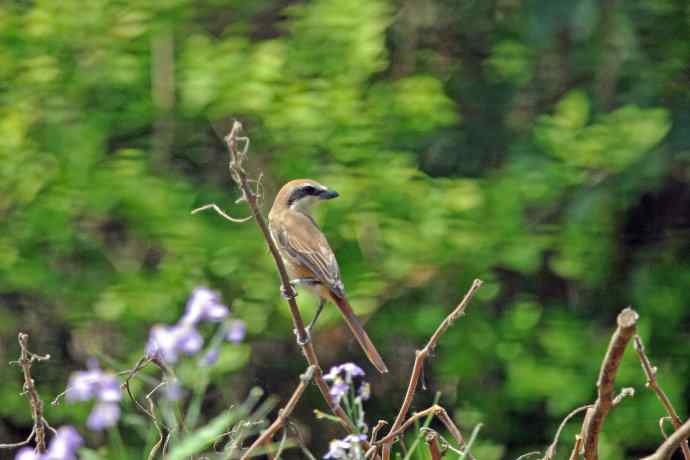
xmin=1 ymin=0 xmax=689 ymax=458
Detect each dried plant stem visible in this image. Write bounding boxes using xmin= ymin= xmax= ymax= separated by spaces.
xmin=220 ymin=122 xmax=354 ymax=433
xmin=380 ymin=279 xmax=482 ymax=460
xmin=642 ymin=419 xmax=690 ymax=460
xmin=568 ymin=436 xmax=583 ymax=460
xmin=542 ymin=405 xmax=593 ymax=460
xmin=634 ymin=335 xmax=690 ymax=460
xmin=425 ymin=431 xmax=444 ymax=460
xmin=578 ymin=307 xmax=638 ymax=460
xmin=240 ymin=366 xmax=315 ymax=460
xmin=377 ymin=404 xmax=470 ymax=455
xmin=0 ymin=333 xmax=51 ymax=453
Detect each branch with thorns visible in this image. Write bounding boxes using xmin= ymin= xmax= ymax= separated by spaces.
xmin=379 ymin=279 xmax=483 ymax=460
xmin=0 ymin=333 xmax=52 ymax=454
xmin=576 ymin=307 xmax=638 ymax=460
xmin=193 ymin=122 xmax=356 ymax=439
xmin=634 ymin=335 xmax=690 ymax=460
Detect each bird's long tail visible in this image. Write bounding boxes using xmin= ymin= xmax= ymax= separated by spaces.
xmin=332 ymin=295 xmax=388 ymax=374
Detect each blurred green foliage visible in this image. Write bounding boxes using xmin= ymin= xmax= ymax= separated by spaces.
xmin=1 ymin=0 xmax=690 ymax=458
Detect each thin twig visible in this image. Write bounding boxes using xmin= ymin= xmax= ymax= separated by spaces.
xmin=0 ymin=333 xmax=51 ymax=453
xmin=642 ymin=419 xmax=690 ymax=460
xmin=634 ymin=335 xmax=690 ymax=460
xmin=370 ymin=420 xmax=388 ymax=444
xmin=542 ymin=405 xmax=593 ymax=460
xmin=288 ymin=422 xmax=318 ymax=460
xmin=568 ymin=436 xmax=583 ymax=460
xmin=377 ymin=403 xmax=472 ymax=459
xmin=578 ymin=307 xmax=639 ymax=460
xmin=215 ymin=121 xmax=355 ymax=433
xmin=381 ymin=279 xmax=482 ymax=460
xmin=516 ymin=451 xmax=542 ymax=460
xmin=239 ymin=366 xmax=315 ymax=460
xmin=0 ymin=427 xmax=35 ymax=449
xmin=191 ymin=203 xmax=252 ymax=223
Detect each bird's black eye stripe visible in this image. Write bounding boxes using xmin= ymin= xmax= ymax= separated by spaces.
xmin=287 ymin=185 xmax=319 ymax=206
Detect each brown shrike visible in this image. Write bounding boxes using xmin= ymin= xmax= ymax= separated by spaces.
xmin=268 ymin=179 xmax=388 ymax=374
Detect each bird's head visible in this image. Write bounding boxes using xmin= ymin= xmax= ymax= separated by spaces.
xmin=273 ymin=179 xmax=339 ymax=214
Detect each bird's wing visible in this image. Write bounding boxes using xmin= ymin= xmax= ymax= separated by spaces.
xmin=273 ymin=212 xmax=345 ymax=298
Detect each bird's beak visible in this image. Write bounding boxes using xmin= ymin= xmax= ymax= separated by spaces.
xmin=320 ymin=189 xmax=339 ymax=200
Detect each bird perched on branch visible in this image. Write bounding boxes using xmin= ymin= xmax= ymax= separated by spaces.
xmin=268 ymin=179 xmax=388 ymax=374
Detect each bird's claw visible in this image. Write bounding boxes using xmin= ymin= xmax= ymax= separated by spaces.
xmin=280 ymin=283 xmax=298 ymax=300
xmin=294 ymin=327 xmax=311 ymax=346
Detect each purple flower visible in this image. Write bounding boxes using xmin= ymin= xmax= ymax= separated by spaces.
xmin=64 ymin=369 xmax=101 ymax=402
xmin=324 ymin=363 xmax=365 ymax=383
xmin=324 ymin=363 xmax=369 ymax=405
xmin=86 ymin=402 xmax=121 ymax=431
xmin=324 ymin=434 xmax=366 ymax=459
xmin=163 ymin=380 xmax=183 ymax=401
xmin=146 ymin=324 xmax=203 ymax=364
xmin=65 ymin=361 xmax=122 ymax=432
xmin=45 ymin=426 xmax=83 ymax=460
xmin=329 ymin=381 xmax=349 ymax=405
xmin=181 ymin=287 xmax=229 ymax=325
xmin=15 ymin=448 xmax=40 ymax=460
xmin=225 ymin=319 xmax=246 ymax=343
xmin=201 ymin=347 xmax=220 ymax=366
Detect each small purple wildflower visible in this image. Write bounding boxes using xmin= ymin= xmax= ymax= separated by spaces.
xmin=324 ymin=363 xmax=369 ymax=404
xmin=225 ymin=319 xmax=246 ymax=343
xmin=201 ymin=347 xmax=220 ymax=367
xmin=329 ymin=381 xmax=349 ymax=404
xmin=86 ymin=402 xmax=121 ymax=431
xmin=181 ymin=287 xmax=229 ymax=325
xmin=65 ymin=361 xmax=122 ymax=431
xmin=324 ymin=434 xmax=367 ymax=459
xmin=14 ymin=427 xmax=84 ymax=460
xmin=15 ymin=448 xmax=40 ymax=460
xmin=146 ymin=324 xmax=203 ymax=364
xmin=163 ymin=380 xmax=183 ymax=401
xmin=324 ymin=363 xmax=365 ymax=383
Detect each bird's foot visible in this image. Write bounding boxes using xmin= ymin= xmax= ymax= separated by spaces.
xmin=293 ymin=327 xmax=312 ymax=346
xmin=280 ymin=283 xmax=297 ymax=300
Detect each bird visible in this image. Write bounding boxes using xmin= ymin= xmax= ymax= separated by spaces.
xmin=268 ymin=179 xmax=388 ymax=374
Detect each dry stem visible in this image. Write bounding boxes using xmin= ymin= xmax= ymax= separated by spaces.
xmin=426 ymin=430 xmax=444 ymax=460
xmin=542 ymin=405 xmax=593 ymax=460
xmin=240 ymin=366 xmax=315 ymax=460
xmin=380 ymin=279 xmax=482 ymax=460
xmin=578 ymin=307 xmax=638 ymax=460
xmin=569 ymin=436 xmax=583 ymax=460
xmin=201 ymin=121 xmax=356 ymax=435
xmin=634 ymin=335 xmax=690 ymax=460
xmin=0 ymin=333 xmax=51 ymax=453
xmin=642 ymin=419 xmax=690 ymax=460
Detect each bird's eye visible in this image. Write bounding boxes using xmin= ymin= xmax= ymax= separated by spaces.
xmin=303 ymin=185 xmax=316 ymax=194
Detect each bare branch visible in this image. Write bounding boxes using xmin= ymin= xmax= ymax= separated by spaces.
xmin=578 ymin=307 xmax=639 ymax=460
xmin=1 ymin=333 xmax=50 ymax=453
xmin=240 ymin=366 xmax=315 ymax=460
xmin=191 ymin=203 xmax=252 ymax=223
xmin=215 ymin=121 xmax=355 ymax=432
xmin=0 ymin=427 xmax=35 ymax=449
xmin=516 ymin=451 xmax=542 ymax=460
xmin=425 ymin=430 xmax=444 ymax=460
xmin=634 ymin=335 xmax=690 ymax=460
xmin=542 ymin=405 xmax=593 ymax=460
xmin=642 ymin=419 xmax=690 ymax=460
xmin=569 ymin=436 xmax=583 ymax=460
xmin=381 ymin=279 xmax=482 ymax=460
